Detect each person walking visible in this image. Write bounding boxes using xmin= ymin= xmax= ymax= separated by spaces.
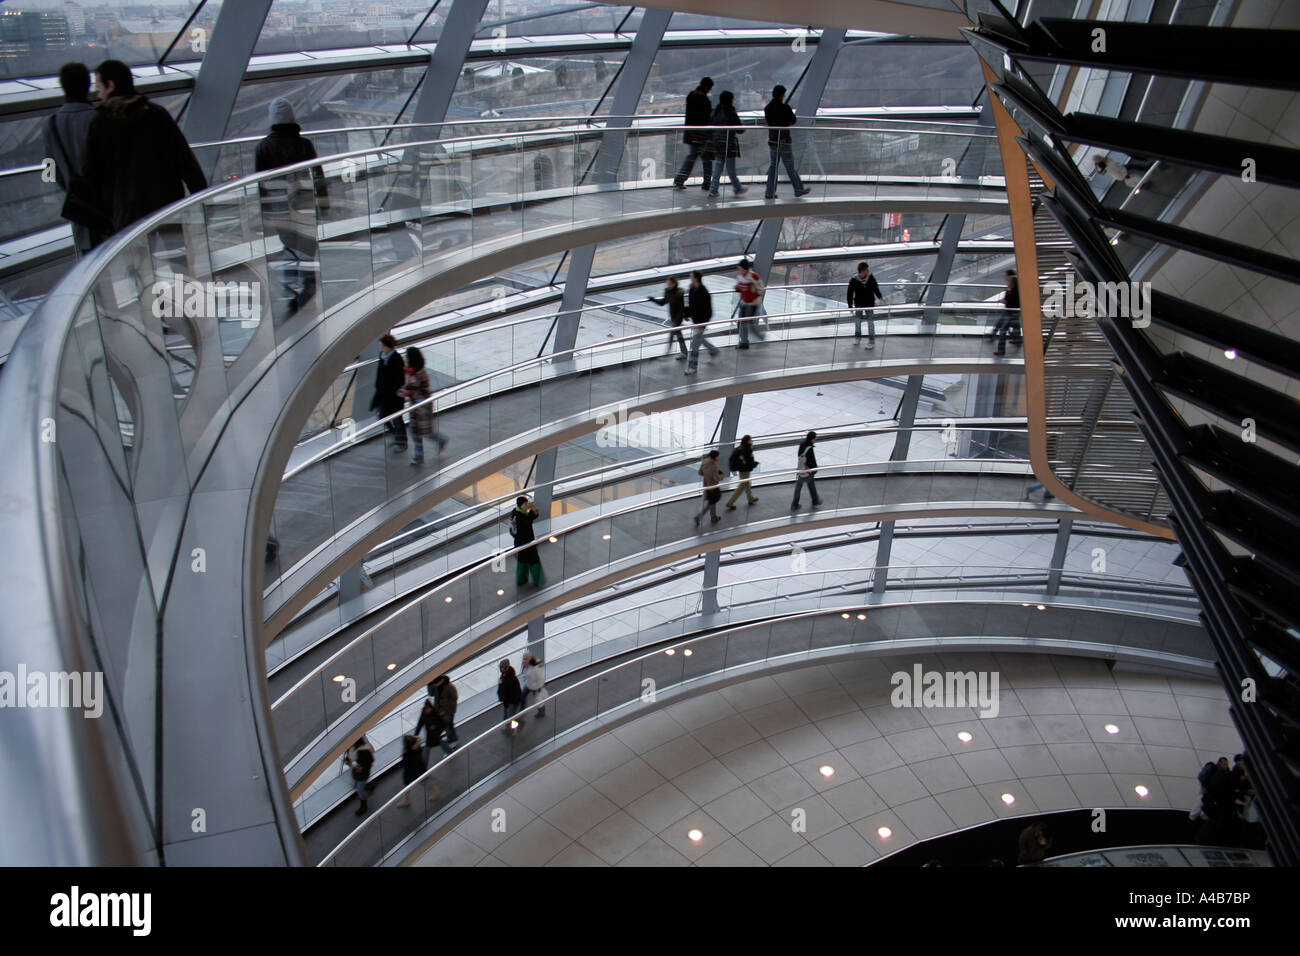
xmin=726 ymin=434 xmax=760 ymax=509
xmin=344 ymin=736 xmax=376 ymax=816
xmin=763 ymin=85 xmax=812 ymax=200
xmin=521 ymin=652 xmax=548 ymax=718
xmin=415 ymin=697 xmax=452 ymax=757
xmin=673 ymin=77 xmax=715 ymax=191
xmin=394 ymin=733 xmax=425 ymax=807
xmin=847 ymin=261 xmax=885 ymax=349
xmin=685 ymin=271 xmax=720 ymax=374
xmin=370 ymin=333 xmax=407 ymax=450
xmin=648 ymin=277 xmax=689 ymax=359
xmin=510 ymin=495 xmax=546 ymax=587
xmin=254 ymin=97 xmax=329 ymax=315
xmin=993 ymin=269 xmax=1021 ymax=356
xmin=707 ymin=91 xmax=748 ymax=198
xmin=734 ymin=258 xmax=766 ymax=348
xmin=497 ymin=659 xmax=524 ymax=734
xmin=43 ymin=62 xmax=104 ymax=255
xmin=430 ymin=675 xmax=459 ymax=747
xmin=693 ymin=449 xmax=727 ymax=527
xmin=83 ymin=59 xmax=207 ymax=238
xmin=399 ymin=345 xmax=446 ymax=464
xmin=790 ymin=431 xmax=822 ymax=509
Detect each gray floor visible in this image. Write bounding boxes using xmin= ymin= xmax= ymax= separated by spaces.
xmin=414 ymin=653 xmax=1240 ymax=867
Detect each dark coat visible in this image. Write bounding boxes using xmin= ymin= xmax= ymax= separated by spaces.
xmin=688 ymin=283 xmax=713 ymax=323
xmin=764 ymin=99 xmax=797 ymax=146
xmin=44 ymin=101 xmax=99 ymax=251
xmin=255 ymin=123 xmax=328 ymax=253
xmin=84 ymin=92 xmax=207 ymax=235
xmin=498 ymin=669 xmax=523 ymax=705
xmin=402 ymin=739 xmax=425 ymax=784
xmin=1004 ymin=282 xmax=1020 ymax=309
xmin=415 ymin=701 xmax=445 ymax=745
xmin=710 ymin=103 xmax=743 ymax=158
xmin=371 ymin=350 xmax=406 ymax=416
xmin=847 ymin=274 xmax=883 ymax=308
xmin=512 ymin=505 xmax=540 ymax=565
xmin=433 ymin=681 xmax=458 ymax=719
xmin=683 ymin=88 xmax=714 ymax=146
xmin=651 ymin=286 xmax=687 ymax=325
xmin=729 ymin=444 xmax=757 ymax=472
xmin=797 ymin=442 xmax=818 ymax=473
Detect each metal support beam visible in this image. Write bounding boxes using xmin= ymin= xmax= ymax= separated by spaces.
xmin=1046 ymin=518 xmax=1073 ymax=595
xmin=180 ymin=0 xmax=273 ymax=173
xmin=408 ymin=0 xmax=491 ymax=130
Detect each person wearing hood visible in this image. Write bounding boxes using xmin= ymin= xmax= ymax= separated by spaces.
xmin=83 ymin=59 xmax=206 ymax=237
xmin=255 ymin=98 xmax=329 ymax=315
xmin=43 ymin=62 xmax=103 ymax=254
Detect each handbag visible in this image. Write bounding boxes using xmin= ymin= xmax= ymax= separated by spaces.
xmin=48 ymin=118 xmax=111 ymax=234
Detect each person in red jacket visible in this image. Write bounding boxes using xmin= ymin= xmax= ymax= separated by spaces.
xmin=734 ymin=258 xmax=766 ymax=348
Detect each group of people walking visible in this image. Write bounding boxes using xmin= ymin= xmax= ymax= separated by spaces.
xmin=693 ymin=430 xmax=822 ymax=525
xmin=370 ymin=333 xmax=448 ymax=464
xmin=497 ymin=653 xmax=548 ymax=735
xmin=672 ymin=77 xmax=813 ymax=200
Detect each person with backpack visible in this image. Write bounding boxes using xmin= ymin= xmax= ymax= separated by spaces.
xmin=734 ymin=259 xmax=766 ymax=348
xmin=847 ymin=261 xmax=885 ymax=349
xmin=790 ymin=431 xmax=822 ymax=509
xmin=648 ymin=277 xmax=689 ymax=359
xmin=672 ymin=77 xmax=715 ymax=191
xmin=510 ymin=495 xmax=545 ymax=587
xmin=399 ymin=345 xmax=446 ymax=465
xmin=344 ymin=736 xmax=376 ymax=816
xmin=497 ymin=659 xmax=524 ymax=734
xmin=43 ymin=62 xmax=103 ymax=255
xmin=726 ymin=434 xmax=759 ymax=510
xmin=685 ymin=271 xmax=720 ymax=374
xmin=521 ymin=652 xmax=548 ymax=718
xmin=693 ymin=449 xmax=727 ymax=527
xmin=255 ymin=97 xmax=329 ymax=316
xmin=762 ymin=85 xmax=812 ymax=200
xmin=706 ymin=91 xmax=748 ymax=199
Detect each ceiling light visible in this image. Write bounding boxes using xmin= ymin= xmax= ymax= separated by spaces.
xmin=1000 ymin=793 xmax=1015 ymax=806
xmin=687 ymin=828 xmax=703 ymax=842
xmin=496 ymin=589 xmax=504 ymax=596
xmin=332 ymin=675 xmax=345 ymax=683
xmin=444 ymin=596 xmax=453 ymax=603
xmin=876 ymin=826 xmax=892 ymax=839
xmin=548 ymin=536 xmax=558 ymax=543
xmin=1036 ymin=604 xmax=1045 ymax=611
xmin=602 ymin=533 xmax=611 ymax=540
xmin=683 ymin=649 xmax=693 ymax=657
xmin=957 ymin=731 xmax=973 ymax=743
xmin=841 ymin=612 xmax=851 ymax=619
xmin=819 ymin=765 xmax=835 ymax=778
xmin=1135 ymin=785 xmax=1150 ymax=798
xmin=857 ymin=613 xmax=866 ymax=620
xmin=509 ymin=720 xmax=519 ymax=730
xmin=1104 ymin=723 xmax=1120 ymax=735
xmin=1224 ymin=349 xmax=1237 ymax=360
xmin=386 ymin=663 xmax=396 ymax=671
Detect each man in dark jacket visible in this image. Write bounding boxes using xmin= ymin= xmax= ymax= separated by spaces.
xmin=685 ymin=270 xmax=719 ymax=374
xmin=371 ymin=334 xmax=408 ymax=449
xmin=847 ymin=261 xmax=885 ymax=348
xmin=726 ymin=434 xmax=759 ymax=509
xmin=672 ymin=77 xmax=715 ymax=191
xmin=648 ymin=277 xmax=689 ymax=358
xmin=255 ymin=98 xmax=329 ymax=315
xmin=763 ymin=85 xmax=812 ymax=200
xmin=84 ymin=59 xmax=206 ymax=236
xmin=43 ymin=62 xmax=101 ymax=254
xmin=511 ymin=495 xmax=546 ymax=587
xmin=497 ymin=659 xmax=524 ymax=733
xmin=430 ymin=675 xmax=459 ymax=746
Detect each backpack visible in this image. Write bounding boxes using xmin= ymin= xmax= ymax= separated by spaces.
xmin=797 ymin=451 xmax=809 ymax=473
xmin=509 ymin=511 xmax=518 ymax=538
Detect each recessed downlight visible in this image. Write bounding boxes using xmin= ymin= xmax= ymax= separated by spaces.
xmin=687 ymin=828 xmax=703 ymax=842
xmin=876 ymin=826 xmax=892 ymax=839
xmin=819 ymin=765 xmax=835 ymax=778
xmin=957 ymin=731 xmax=973 ymax=743
xmin=683 ymin=649 xmax=693 ymax=657
xmin=1000 ymin=792 xmax=1015 ymax=806
xmin=1135 ymin=785 xmax=1150 ymax=798
xmin=665 ymin=648 xmax=676 ymax=656
xmin=332 ymin=675 xmax=345 ymax=683
xmin=1224 ymin=349 xmax=1237 ymax=360
xmin=1104 ymin=723 xmax=1120 ymax=735
xmin=548 ymin=536 xmax=558 ymax=543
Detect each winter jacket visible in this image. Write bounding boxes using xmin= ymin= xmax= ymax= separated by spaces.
xmin=522 ymin=661 xmax=546 ymax=692
xmin=688 ymin=283 xmax=713 ymax=323
xmin=84 ymin=92 xmax=206 ymax=235
xmin=401 ymin=366 xmax=433 ymax=436
xmin=710 ymin=103 xmax=743 ymax=158
xmin=683 ymin=88 xmax=714 ymax=146
xmin=650 ymin=286 xmax=688 ymax=324
xmin=729 ymin=444 xmax=756 ymax=473
xmin=433 ymin=680 xmax=458 ymax=720
xmin=797 ymin=442 xmax=818 ymax=474
xmin=371 ymin=349 xmax=406 ymax=416
xmin=764 ymin=99 xmax=798 ymax=147
xmin=699 ymin=456 xmax=724 ymax=488
xmin=511 ymin=505 xmax=541 ymax=565
xmin=847 ymin=273 xmax=883 ymax=309
xmin=43 ymin=100 xmax=99 ymax=251
xmin=1004 ymin=283 xmax=1020 ymax=310
xmin=498 ymin=668 xmax=523 ymax=705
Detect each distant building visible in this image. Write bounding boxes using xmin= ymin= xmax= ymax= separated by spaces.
xmin=0 ymin=11 xmax=70 ymax=62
